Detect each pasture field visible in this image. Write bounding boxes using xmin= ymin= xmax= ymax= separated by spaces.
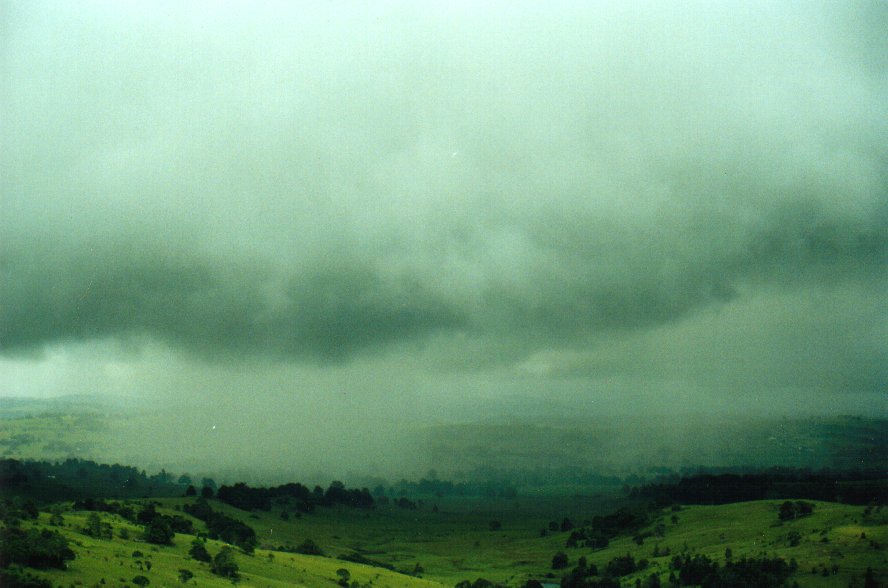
xmin=14 ymin=495 xmax=887 ymax=587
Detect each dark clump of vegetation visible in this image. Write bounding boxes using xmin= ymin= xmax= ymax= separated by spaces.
xmin=216 ymin=479 xmax=374 ymax=512
xmin=564 ymin=506 xmax=651 ymax=550
xmin=143 ymin=516 xmax=175 ymax=545
xmin=211 ymin=546 xmax=239 ymax=579
xmin=0 ymin=459 xmax=182 ymax=503
xmin=294 ymin=538 xmax=324 ymax=556
xmin=73 ymin=498 xmax=135 ymax=521
xmin=552 ymin=551 xmax=569 ymax=569
xmin=183 ymin=498 xmax=256 ymax=553
xmin=559 ymin=555 xmax=602 ymax=587
xmin=386 ymin=475 xmax=519 ymax=499
xmin=395 ymin=497 xmax=418 ymax=510
xmin=455 ymin=578 xmax=507 ymax=588
xmin=669 ymin=553 xmax=793 ymax=587
xmin=718 ymin=556 xmax=793 ymax=587
xmin=82 ymin=512 xmax=113 ymax=539
xmin=633 ymin=469 xmax=886 ymax=506
xmin=338 ymin=551 xmax=395 ymax=570
xmin=0 ymin=527 xmax=75 ymax=570
xmin=189 ymin=538 xmax=212 ymax=562
xmin=605 ymin=553 xmax=640 ymax=577
xmin=0 ymin=565 xmax=54 ymax=588
xmin=778 ymin=501 xmax=814 ymax=521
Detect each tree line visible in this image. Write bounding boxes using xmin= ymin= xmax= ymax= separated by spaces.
xmin=215 ymin=480 xmax=374 ymax=512
xmin=630 ymin=468 xmax=886 ymax=505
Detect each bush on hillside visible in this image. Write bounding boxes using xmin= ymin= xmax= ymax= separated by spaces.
xmin=0 ymin=527 xmax=75 ymax=570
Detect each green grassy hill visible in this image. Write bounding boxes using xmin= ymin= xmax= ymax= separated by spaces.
xmin=568 ymin=500 xmax=887 ymax=587
xmin=11 ymin=496 xmax=885 ymax=587
xmin=24 ymin=509 xmax=445 ymax=588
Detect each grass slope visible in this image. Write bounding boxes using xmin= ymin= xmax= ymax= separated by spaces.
xmin=26 ymin=509 xmax=445 ymax=588
xmin=562 ymin=500 xmax=888 ymax=588
xmin=11 ymin=497 xmax=887 ymax=587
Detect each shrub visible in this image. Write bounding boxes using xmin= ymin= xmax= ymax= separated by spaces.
xmin=778 ymin=501 xmax=814 ymax=521
xmin=83 ymin=512 xmax=102 ymax=538
xmin=0 ymin=527 xmax=75 ymax=569
xmin=188 ymin=539 xmax=211 ymax=563
xmin=552 ymin=551 xmax=569 ymax=569
xmin=0 ymin=566 xmax=54 ymax=588
xmin=605 ymin=553 xmax=637 ymax=577
xmin=143 ymin=517 xmax=174 ymax=545
xmin=211 ymin=546 xmax=239 ymax=579
xmin=296 ymin=538 xmax=324 ymax=556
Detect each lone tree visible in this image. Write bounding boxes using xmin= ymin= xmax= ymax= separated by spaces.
xmin=189 ymin=538 xmax=211 ymax=563
xmin=211 ymin=546 xmax=239 ymax=579
xmin=143 ymin=517 xmax=174 ymax=545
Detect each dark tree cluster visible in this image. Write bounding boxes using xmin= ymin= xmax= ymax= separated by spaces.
xmin=389 ymin=476 xmax=519 ymax=499
xmin=0 ymin=565 xmax=54 ymax=588
xmin=211 ymin=546 xmax=239 ymax=579
xmin=778 ymin=501 xmax=814 ymax=521
xmin=564 ymin=507 xmax=651 ymax=549
xmin=215 ymin=480 xmax=374 ymax=512
xmin=183 ymin=498 xmax=256 ymax=553
xmin=559 ymin=555 xmax=622 ymax=588
xmin=338 ymin=551 xmax=395 ymax=571
xmin=669 ymin=553 xmax=792 ymax=587
xmin=634 ymin=469 xmax=886 ymax=506
xmin=455 ymin=578 xmax=507 ymax=588
xmin=0 ymin=498 xmax=39 ymax=526
xmin=82 ymin=512 xmax=113 ymax=539
xmin=394 ymin=497 xmax=418 ymax=510
xmin=189 ymin=538 xmax=212 ymax=563
xmin=136 ymin=503 xmax=193 ymax=544
xmin=0 ymin=527 xmax=75 ymax=570
xmin=605 ymin=553 xmax=644 ymax=577
xmin=0 ymin=459 xmax=182 ymax=503
xmin=73 ymin=498 xmax=135 ymax=521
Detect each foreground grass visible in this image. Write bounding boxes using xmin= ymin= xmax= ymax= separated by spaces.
xmin=14 ymin=497 xmax=888 ymax=587
xmin=31 ymin=510 xmax=445 ymax=587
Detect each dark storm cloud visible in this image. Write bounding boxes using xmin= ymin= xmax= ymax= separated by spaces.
xmin=0 ymin=240 xmax=466 ymax=359
xmin=1 ymin=1 xmax=886 ymax=369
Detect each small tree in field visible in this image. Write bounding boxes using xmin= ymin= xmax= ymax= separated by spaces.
xmin=211 ymin=546 xmax=239 ymax=579
xmin=143 ymin=517 xmax=174 ymax=545
xmin=189 ymin=538 xmax=211 ymax=563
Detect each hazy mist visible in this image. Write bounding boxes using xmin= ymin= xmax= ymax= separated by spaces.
xmin=2 ymin=1 xmax=886 ymax=479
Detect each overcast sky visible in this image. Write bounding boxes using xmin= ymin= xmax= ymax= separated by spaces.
xmin=2 ymin=0 xmax=886 ymax=448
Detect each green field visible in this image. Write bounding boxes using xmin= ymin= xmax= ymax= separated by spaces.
xmin=10 ymin=495 xmax=887 ymax=588
xmin=3 ymin=406 xmax=886 ymax=586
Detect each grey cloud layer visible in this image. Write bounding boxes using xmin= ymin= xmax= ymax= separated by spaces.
xmin=2 ymin=2 xmax=886 ymax=366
